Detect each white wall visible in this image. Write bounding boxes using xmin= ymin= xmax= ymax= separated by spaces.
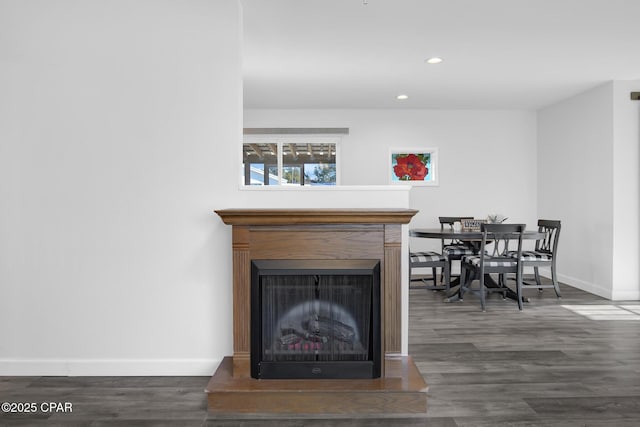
xmin=612 ymin=81 xmax=640 ymax=300
xmin=538 ymin=81 xmax=640 ymax=300
xmin=245 ymin=109 xmax=540 ymax=253
xmin=0 ymin=0 xmax=243 ymax=375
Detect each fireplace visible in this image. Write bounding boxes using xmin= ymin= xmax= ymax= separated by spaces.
xmin=251 ymin=259 xmax=381 ymax=379
xmin=207 ymin=208 xmax=427 ymax=416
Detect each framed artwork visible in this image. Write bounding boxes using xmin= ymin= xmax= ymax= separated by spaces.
xmin=389 ymin=148 xmax=438 ymax=186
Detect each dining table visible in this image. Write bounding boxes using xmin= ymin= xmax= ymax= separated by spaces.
xmin=410 ymin=227 xmax=545 ymax=303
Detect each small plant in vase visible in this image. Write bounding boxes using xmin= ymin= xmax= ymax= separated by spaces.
xmin=487 ymin=214 xmax=508 ymax=223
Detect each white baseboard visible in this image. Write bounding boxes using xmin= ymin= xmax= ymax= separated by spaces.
xmin=610 ymin=289 xmax=640 ymax=301
xmin=536 ymin=270 xmax=640 ymax=301
xmin=533 ymin=267 xmax=612 ymax=299
xmin=557 ymin=273 xmax=612 ymax=300
xmin=0 ymin=358 xmax=222 ymax=376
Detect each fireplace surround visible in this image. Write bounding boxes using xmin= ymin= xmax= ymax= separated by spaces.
xmin=207 ymin=208 xmax=427 ymax=415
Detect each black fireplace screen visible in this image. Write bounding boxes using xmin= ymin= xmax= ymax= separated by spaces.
xmin=251 ymin=260 xmax=381 ymax=379
xmin=262 ymin=274 xmax=370 ymax=362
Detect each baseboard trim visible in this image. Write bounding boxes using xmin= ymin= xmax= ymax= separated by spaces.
xmin=531 ymin=271 xmax=639 ymax=301
xmin=0 ymin=358 xmax=221 ymax=376
xmin=556 ymin=273 xmax=612 ymax=300
xmin=610 ymin=290 xmax=640 ymax=301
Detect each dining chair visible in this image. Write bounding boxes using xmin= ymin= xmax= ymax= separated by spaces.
xmin=508 ymin=219 xmax=562 ymax=298
xmin=459 ymin=223 xmax=526 ymax=311
xmin=409 ymin=230 xmax=451 ymax=292
xmin=439 ymin=216 xmax=476 ymax=284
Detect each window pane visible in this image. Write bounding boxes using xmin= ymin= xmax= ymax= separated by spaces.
xmin=244 ymin=142 xmax=278 ymax=185
xmin=304 ymin=163 xmax=336 ymax=185
xmin=303 ymin=142 xmax=336 ymax=185
xmin=282 ymin=165 xmax=302 ymax=185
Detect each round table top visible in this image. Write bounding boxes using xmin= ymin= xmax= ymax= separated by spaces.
xmin=410 ymin=228 xmax=544 ymax=240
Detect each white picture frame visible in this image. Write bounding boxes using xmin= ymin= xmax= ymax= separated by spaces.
xmin=389 ymin=147 xmax=438 ymax=186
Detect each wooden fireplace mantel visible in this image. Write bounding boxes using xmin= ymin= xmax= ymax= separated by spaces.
xmin=208 ymin=208 xmax=426 ymax=416
xmin=215 ymin=208 xmax=418 ymax=226
xmin=215 ymin=208 xmax=418 ymax=375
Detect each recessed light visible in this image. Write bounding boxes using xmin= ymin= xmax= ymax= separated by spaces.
xmin=396 ymin=94 xmax=409 ymax=100
xmin=425 ymin=57 xmax=443 ymax=64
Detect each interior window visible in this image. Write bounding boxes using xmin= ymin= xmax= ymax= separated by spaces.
xmin=242 ymin=137 xmax=339 ymax=186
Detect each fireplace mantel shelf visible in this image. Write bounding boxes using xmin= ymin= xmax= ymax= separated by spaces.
xmin=215 ymin=208 xmax=418 ymax=225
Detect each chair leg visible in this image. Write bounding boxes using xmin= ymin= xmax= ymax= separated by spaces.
xmin=533 ymin=266 xmax=543 ymax=291
xmin=459 ymin=265 xmax=469 ymax=301
xmin=551 ymin=264 xmax=562 ymax=298
xmin=516 ymin=271 xmax=524 ymax=310
xmin=479 ymin=273 xmax=486 ymax=312
xmin=431 ymin=267 xmax=438 ymax=288
xmin=497 ymin=274 xmax=507 ymax=299
xmin=439 ymin=261 xmax=448 ymax=286
xmin=443 ymin=261 xmax=451 ymax=293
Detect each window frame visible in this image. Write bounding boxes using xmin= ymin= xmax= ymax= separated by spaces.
xmin=241 ymin=134 xmax=342 ymax=187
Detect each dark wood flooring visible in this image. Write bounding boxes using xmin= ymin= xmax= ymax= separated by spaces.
xmin=2 ymin=276 xmax=640 ymax=426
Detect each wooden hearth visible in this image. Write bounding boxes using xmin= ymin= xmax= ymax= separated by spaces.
xmin=207 ymin=208 xmax=427 ymax=416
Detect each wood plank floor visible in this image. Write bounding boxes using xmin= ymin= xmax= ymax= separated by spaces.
xmin=2 ymin=276 xmax=640 ymax=426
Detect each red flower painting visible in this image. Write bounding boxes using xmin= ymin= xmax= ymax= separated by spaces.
xmin=393 ymin=153 xmax=428 ymax=181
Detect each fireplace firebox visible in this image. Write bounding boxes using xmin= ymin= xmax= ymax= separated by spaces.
xmin=251 ymin=259 xmax=381 ymax=379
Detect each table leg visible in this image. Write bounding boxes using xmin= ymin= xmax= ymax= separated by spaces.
xmin=443 ymin=276 xmax=462 ymax=302
xmin=443 ymin=285 xmax=460 ymax=302
xmin=444 ymin=274 xmax=529 ymax=304
xmin=483 ymin=274 xmax=529 ymax=303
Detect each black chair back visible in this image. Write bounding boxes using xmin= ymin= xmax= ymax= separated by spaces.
xmin=479 ymin=223 xmax=526 ymax=272
xmin=535 ymin=220 xmax=561 ymax=256
xmin=439 ymin=216 xmax=473 ymax=249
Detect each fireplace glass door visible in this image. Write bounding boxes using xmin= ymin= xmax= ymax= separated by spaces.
xmin=251 ymin=260 xmax=381 ymax=379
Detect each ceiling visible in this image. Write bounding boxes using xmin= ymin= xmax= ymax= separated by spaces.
xmin=241 ymin=0 xmax=640 ymax=110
